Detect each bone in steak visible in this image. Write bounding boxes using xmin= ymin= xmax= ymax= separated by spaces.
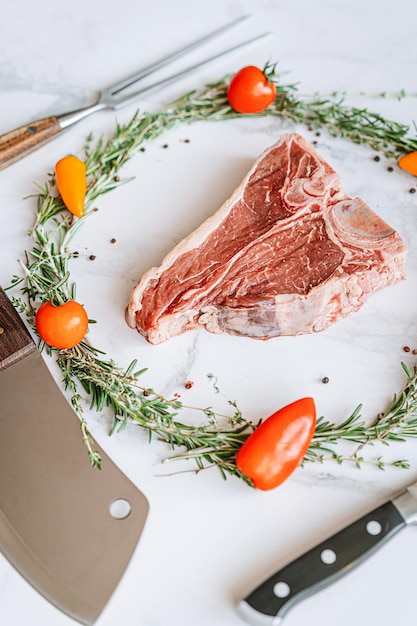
xmin=126 ymin=133 xmax=407 ymax=344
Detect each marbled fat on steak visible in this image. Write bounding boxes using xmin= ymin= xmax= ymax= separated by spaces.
xmin=126 ymin=133 xmax=407 ymax=344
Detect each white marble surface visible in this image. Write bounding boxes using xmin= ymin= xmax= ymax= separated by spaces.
xmin=1 ymin=0 xmax=417 ymax=624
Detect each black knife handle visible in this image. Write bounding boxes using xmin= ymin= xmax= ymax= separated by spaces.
xmin=239 ymin=501 xmax=406 ymax=625
xmin=0 ymin=288 xmax=36 ymax=371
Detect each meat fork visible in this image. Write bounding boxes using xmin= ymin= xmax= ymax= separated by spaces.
xmin=0 ymin=15 xmax=269 ymax=170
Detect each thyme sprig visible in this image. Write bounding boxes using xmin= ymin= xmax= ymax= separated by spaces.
xmin=8 ymin=65 xmax=417 ymax=481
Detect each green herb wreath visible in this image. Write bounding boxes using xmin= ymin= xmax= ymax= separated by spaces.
xmin=8 ymin=66 xmax=417 ymax=483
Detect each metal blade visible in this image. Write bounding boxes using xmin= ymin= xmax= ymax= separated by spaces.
xmin=103 ymin=14 xmax=252 ymax=97
xmin=108 ymin=31 xmax=271 ymax=109
xmin=0 ymin=329 xmax=149 ymax=624
xmin=392 ymin=481 xmax=417 ymax=524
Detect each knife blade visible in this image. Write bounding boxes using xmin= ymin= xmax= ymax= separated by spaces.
xmin=237 ymin=481 xmax=417 ymax=625
xmin=0 ymin=287 xmax=149 ymax=625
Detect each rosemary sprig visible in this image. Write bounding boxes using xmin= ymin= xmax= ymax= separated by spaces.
xmin=8 ymin=65 xmax=417 ymax=481
xmin=279 ymin=97 xmax=417 ymax=159
xmin=304 ymin=363 xmax=417 ymax=469
xmin=25 ymin=69 xmax=417 ymax=233
xmin=63 ymin=343 xmax=257 ymax=481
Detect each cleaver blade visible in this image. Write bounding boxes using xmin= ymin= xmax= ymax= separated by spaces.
xmin=0 ymin=287 xmax=149 ymax=625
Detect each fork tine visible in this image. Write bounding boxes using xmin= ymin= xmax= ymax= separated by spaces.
xmin=111 ymin=32 xmax=271 ymax=108
xmin=107 ymin=14 xmax=252 ymax=96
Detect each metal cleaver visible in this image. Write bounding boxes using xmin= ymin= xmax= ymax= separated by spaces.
xmin=0 ymin=287 xmax=149 ymax=624
xmin=238 ymin=481 xmax=417 ymax=625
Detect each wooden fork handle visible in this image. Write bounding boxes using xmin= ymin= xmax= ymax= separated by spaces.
xmin=0 ymin=116 xmax=63 ymax=170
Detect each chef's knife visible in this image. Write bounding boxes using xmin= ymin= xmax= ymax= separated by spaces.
xmin=0 ymin=287 xmax=149 ymax=625
xmin=238 ymin=482 xmax=417 ymax=625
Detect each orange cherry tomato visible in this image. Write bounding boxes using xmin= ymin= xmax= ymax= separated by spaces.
xmin=227 ymin=65 xmax=277 ymax=114
xmin=36 ymin=300 xmax=89 ymax=349
xmin=398 ymin=151 xmax=417 ymax=177
xmin=55 ymin=155 xmax=87 ymax=218
xmin=236 ymin=397 xmax=316 ymax=490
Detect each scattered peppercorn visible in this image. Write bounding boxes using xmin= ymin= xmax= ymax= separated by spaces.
xmin=312 ymin=141 xmax=318 ymax=145
xmin=162 ymin=144 xmax=169 ymax=149
xmin=403 ymin=346 xmax=411 ymax=352
xmin=89 ymin=255 xmax=96 ymax=261
xmin=72 ymin=251 xmax=79 ymax=258
xmin=409 ymin=188 xmax=416 ymax=194
xmin=140 ymin=147 xmax=146 ymax=152
xmin=315 ymin=131 xmax=321 ymax=137
xmin=413 ymin=349 xmax=417 ymax=355
xmin=114 ymin=175 xmax=120 ymax=182
xmin=374 ymin=156 xmax=380 ymax=162
xmin=184 ymin=381 xmax=194 ymax=389
xmin=387 ymin=166 xmax=393 ymax=172
xmin=110 ymin=238 xmax=117 ymax=244
xmin=143 ymin=389 xmax=151 ymax=396
xmin=174 ymin=392 xmax=181 ymax=398
xmin=321 ymin=376 xmax=329 ymax=384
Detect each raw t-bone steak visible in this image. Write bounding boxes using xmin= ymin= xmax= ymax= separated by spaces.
xmin=126 ymin=133 xmax=407 ymax=344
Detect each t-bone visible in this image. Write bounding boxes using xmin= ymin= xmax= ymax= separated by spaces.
xmin=126 ymin=133 xmax=407 ymax=344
